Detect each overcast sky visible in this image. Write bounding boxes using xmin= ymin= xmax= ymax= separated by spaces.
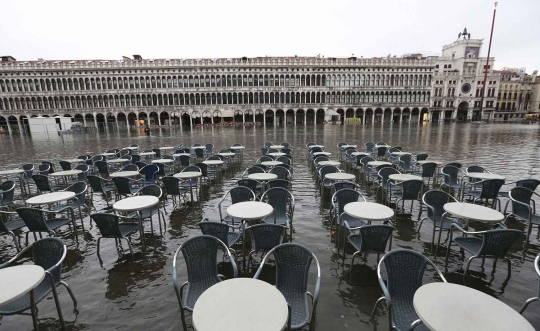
xmin=1 ymin=0 xmax=538 ymax=72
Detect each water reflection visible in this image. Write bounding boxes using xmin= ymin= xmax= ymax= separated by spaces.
xmin=0 ymin=123 xmax=539 ymax=330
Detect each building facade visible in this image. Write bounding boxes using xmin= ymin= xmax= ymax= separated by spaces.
xmin=493 ymin=68 xmax=537 ymax=122
xmin=429 ymin=28 xmax=500 ymax=122
xmin=0 ymin=55 xmax=433 ymax=132
xmin=530 ymin=75 xmax=540 ymax=114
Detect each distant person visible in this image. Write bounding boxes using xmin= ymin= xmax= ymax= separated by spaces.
xmin=145 ymin=126 xmax=150 ymax=136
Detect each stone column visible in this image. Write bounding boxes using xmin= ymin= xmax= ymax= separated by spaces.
xmin=284 ymin=113 xmax=287 ymax=127
xmin=294 ymin=112 xmax=297 ymax=126
xmin=372 ymin=113 xmax=375 ymax=125
xmin=362 ymin=113 xmax=366 ymax=125
xmin=274 ymin=111 xmax=277 ymax=127
xmin=242 ymin=113 xmax=245 ymax=124
xmin=253 ymin=113 xmax=255 ymax=123
xmin=17 ymin=118 xmax=23 ymax=133
xmin=263 ymin=113 xmax=266 ymax=127
xmin=381 ymin=112 xmax=384 ymax=124
xmin=83 ymin=115 xmax=87 ymax=127
xmin=93 ymin=112 xmax=98 ymax=129
xmin=304 ymin=113 xmax=307 ymax=126
xmin=189 ymin=115 xmax=193 ymax=129
xmin=400 ymin=113 xmax=403 ymax=123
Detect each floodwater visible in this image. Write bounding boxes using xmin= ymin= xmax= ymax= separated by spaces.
xmin=0 ymin=122 xmax=540 ymax=331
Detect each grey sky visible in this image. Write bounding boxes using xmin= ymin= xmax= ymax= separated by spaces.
xmin=1 ymin=0 xmax=538 ymax=72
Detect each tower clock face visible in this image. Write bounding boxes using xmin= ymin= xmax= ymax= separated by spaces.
xmin=461 ymin=83 xmax=471 ymax=94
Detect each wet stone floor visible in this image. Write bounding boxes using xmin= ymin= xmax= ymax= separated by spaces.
xmin=0 ymin=123 xmax=539 ymax=330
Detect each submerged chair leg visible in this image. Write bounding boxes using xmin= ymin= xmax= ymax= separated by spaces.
xmin=370 ymin=297 xmax=386 ymax=320
xmin=50 ymin=278 xmax=66 ymax=329
xmin=463 ymin=256 xmax=476 ymax=284
xmin=520 ymin=297 xmax=540 ymax=314
xmin=59 ymin=281 xmax=78 ymax=308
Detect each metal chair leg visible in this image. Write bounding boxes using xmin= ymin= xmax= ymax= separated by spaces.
xmin=59 ymin=281 xmax=78 ymax=308
xmin=50 ymin=278 xmax=66 ymax=329
xmin=370 ymin=297 xmax=385 ymax=320
xmin=520 ymin=297 xmax=540 ymax=314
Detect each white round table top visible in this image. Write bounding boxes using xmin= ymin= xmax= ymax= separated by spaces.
xmin=375 ymin=145 xmax=390 ymax=148
xmin=174 ymin=172 xmax=202 ymax=179
xmin=159 ymin=146 xmax=174 ymax=150
xmin=203 ymin=160 xmax=224 ymax=165
xmin=313 ymin=152 xmax=331 ymax=156
xmin=218 ymin=152 xmax=235 ymax=156
xmin=414 ymin=283 xmax=534 ymax=331
xmin=101 ymin=152 xmax=116 ymax=156
xmin=247 ymin=173 xmax=278 ymax=181
xmin=227 ymin=201 xmax=274 ymax=220
xmin=389 ymin=174 xmax=423 ymax=182
xmin=391 ymin=152 xmax=411 ymax=156
xmin=268 ymin=152 xmax=286 ymax=157
xmin=63 ymin=158 xmax=85 ymax=163
xmin=49 ymin=170 xmax=82 ymax=177
xmin=108 ymin=158 xmax=130 ymax=164
xmin=113 ymin=196 xmax=159 ymax=212
xmin=173 ymin=153 xmax=190 ymax=157
xmin=191 ymin=146 xmax=206 ymax=149
xmin=344 ymin=201 xmax=395 ymax=221
xmin=443 ymin=202 xmax=504 ymax=223
xmin=110 ymin=171 xmax=140 ymax=178
xmin=0 ymin=265 xmax=45 ymax=306
xmin=341 ymin=145 xmax=357 ymax=149
xmin=27 ymin=191 xmax=76 ymax=205
xmin=230 ymin=146 xmax=245 ymax=149
xmin=0 ymin=169 xmax=25 ymax=175
xmin=308 ymin=145 xmax=324 ymax=149
xmin=325 ymin=173 xmax=355 ymax=180
xmin=269 ymin=145 xmax=284 ymax=149
xmin=261 ymin=161 xmax=283 ymax=166
xmin=127 ymin=146 xmax=138 ymax=150
xmin=368 ymin=161 xmax=392 ymax=166
xmin=351 ymin=152 xmax=370 ymax=156
xmin=318 ymin=161 xmax=341 ymax=166
xmin=466 ymin=172 xmax=505 ymax=180
xmin=416 ymin=160 xmax=444 ymax=165
xmin=152 ymin=159 xmax=174 ymax=164
xmin=138 ymin=152 xmax=156 ymax=156
xmin=193 ymin=278 xmax=288 ymax=331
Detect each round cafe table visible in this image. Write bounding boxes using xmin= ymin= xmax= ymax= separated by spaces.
xmin=0 ymin=265 xmax=45 ymax=306
xmin=308 ymin=145 xmax=324 ymax=149
xmin=261 ymin=161 xmax=282 ymax=167
xmin=159 ymin=146 xmax=174 ymax=150
xmin=443 ymin=202 xmax=504 ymax=224
xmin=268 ymin=152 xmax=285 ymax=157
xmin=247 ymin=173 xmax=277 ymax=181
xmin=107 ymin=158 xmax=130 ymax=164
xmin=269 ymin=145 xmax=284 ymax=149
xmin=203 ymin=160 xmax=224 ymax=165
xmin=0 ymin=265 xmax=45 ymax=330
xmin=466 ymin=172 xmax=506 ymax=180
xmin=101 ymin=152 xmax=116 ymax=157
xmin=416 ymin=160 xmax=444 ymax=165
xmin=218 ymin=152 xmax=235 ymax=157
xmin=49 ymin=169 xmax=82 ymax=185
xmin=26 ymin=191 xmax=76 ymax=206
xmin=0 ymin=169 xmax=24 ymax=177
xmin=191 ymin=146 xmax=206 ymax=149
xmin=113 ymin=195 xmax=159 ymax=252
xmin=351 ymin=152 xmax=370 ymax=157
xmin=109 ymin=171 xmax=140 ymax=178
xmin=227 ymin=201 xmax=274 ymax=221
xmin=368 ymin=161 xmax=392 ymax=167
xmin=152 ymin=159 xmax=174 ymax=164
xmin=173 ymin=153 xmax=190 ymax=157
xmin=344 ymin=201 xmax=395 ymax=221
xmin=126 ymin=146 xmax=138 ymax=150
xmin=391 ymin=151 xmax=411 ymax=156
xmin=174 ymin=172 xmax=202 ymax=201
xmin=318 ymin=161 xmax=341 ymax=166
xmin=193 ymin=278 xmax=288 ymax=331
xmin=341 ymin=145 xmax=357 ymax=149
xmin=325 ymin=173 xmax=355 ymax=181
xmin=389 ymin=174 xmax=422 ymax=182
xmin=413 ymin=283 xmax=534 ymax=331
xmin=138 ymin=152 xmax=156 ymax=156
xmin=229 ymin=146 xmax=245 ymax=149
xmin=62 ymin=158 xmax=85 ymax=163
xmin=313 ymin=152 xmax=331 ymax=156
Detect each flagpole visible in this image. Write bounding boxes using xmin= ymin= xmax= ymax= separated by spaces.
xmin=479 ymin=2 xmax=498 ymax=122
